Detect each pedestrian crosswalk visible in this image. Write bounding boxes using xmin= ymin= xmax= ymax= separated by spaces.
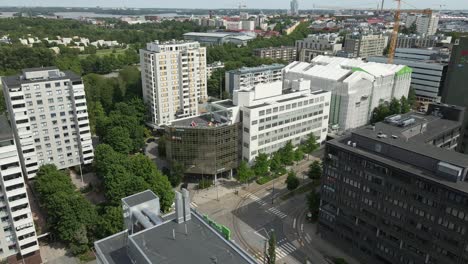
xmin=251 ymin=239 xmax=297 ymax=263
xmin=190 ymin=202 xmax=198 ymax=208
xmin=246 ymin=193 xmax=267 ymax=206
xmin=267 ymin=207 xmax=287 ymax=219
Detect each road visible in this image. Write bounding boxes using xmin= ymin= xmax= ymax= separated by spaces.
xmin=191 ymin=150 xmax=359 ymax=264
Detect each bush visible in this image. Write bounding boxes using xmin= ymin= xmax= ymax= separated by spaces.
xmin=198 ymin=179 xmax=213 ymax=189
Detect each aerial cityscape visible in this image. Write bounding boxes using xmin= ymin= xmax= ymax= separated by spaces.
xmin=0 ymin=0 xmax=467 ymax=263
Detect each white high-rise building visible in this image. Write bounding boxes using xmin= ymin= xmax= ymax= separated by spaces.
xmin=405 ymin=13 xmax=439 ymax=35
xmin=0 ymin=116 xmax=39 ymax=261
xmin=233 ymin=80 xmax=331 ymax=163
xmin=140 ymin=41 xmax=207 ymax=127
xmin=283 ymin=56 xmax=412 ymax=131
xmin=290 ymin=0 xmax=299 ymax=15
xmin=2 ymin=67 xmax=94 ymax=179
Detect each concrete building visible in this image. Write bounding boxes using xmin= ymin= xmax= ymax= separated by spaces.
xmin=442 ymin=37 xmax=468 ymax=154
xmin=319 ymin=103 xmax=468 ymax=264
xmin=283 ymin=56 xmax=412 ymax=131
xmin=165 ymin=101 xmax=241 ymax=178
xmin=183 ymin=32 xmax=255 ymax=46
xmin=369 ymin=48 xmax=449 ymax=108
xmin=225 ymin=64 xmax=284 ymax=95
xmin=0 ymin=116 xmax=40 ymax=263
xmin=290 ymin=0 xmax=299 ymax=16
xmin=206 ymin=61 xmax=225 ymax=79
xmin=405 ymin=13 xmax=440 ymax=35
xmin=140 ymin=41 xmax=207 ymax=127
xmin=234 ymin=80 xmax=331 ymax=163
xmin=296 ymin=34 xmax=343 ymax=62
xmin=396 ymin=34 xmax=452 ymax=48
xmin=241 ymin=20 xmax=255 ymax=31
xmin=253 ymin=46 xmax=297 ymax=62
xmin=2 ymin=67 xmax=94 ymax=179
xmin=343 ymin=33 xmax=387 ymax=58
xmin=95 ymin=190 xmax=256 ymax=264
xmin=226 ymin=21 xmax=242 ymax=31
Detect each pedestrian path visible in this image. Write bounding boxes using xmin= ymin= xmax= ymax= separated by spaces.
xmin=246 ymin=193 xmax=267 ymax=206
xmin=267 ymin=207 xmax=287 ymax=218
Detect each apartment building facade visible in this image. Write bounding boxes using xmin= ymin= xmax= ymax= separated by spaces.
xmin=396 ymin=34 xmax=452 ymax=49
xmin=295 ymin=34 xmax=343 ymax=57
xmin=140 ymin=40 xmax=207 ymax=127
xmin=405 ymin=13 xmax=440 ymax=35
xmin=0 ymin=116 xmax=39 ymax=263
xmin=283 ymin=56 xmax=412 ymax=132
xmin=2 ymin=67 xmax=93 ymax=179
xmin=225 ymin=64 xmax=284 ymax=95
xmin=319 ymin=103 xmax=468 ymax=264
xmin=343 ymin=34 xmax=387 ymax=58
xmin=234 ymin=80 xmax=331 ymax=163
xmin=253 ymin=46 xmax=297 ymax=62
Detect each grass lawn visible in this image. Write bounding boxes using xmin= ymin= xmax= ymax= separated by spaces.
xmin=78 ymin=47 xmax=127 ymax=58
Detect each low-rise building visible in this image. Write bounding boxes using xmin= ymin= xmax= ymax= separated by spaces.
xmin=283 ymin=56 xmax=412 ymax=132
xmin=183 ymin=32 xmax=255 ymax=46
xmin=253 ymin=46 xmax=297 ymax=62
xmin=234 ymin=80 xmax=331 ymax=163
xmin=225 ymin=64 xmax=284 ymax=95
xmin=95 ymin=190 xmax=256 ymax=264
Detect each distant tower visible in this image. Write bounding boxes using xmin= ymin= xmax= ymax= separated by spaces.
xmin=290 ymin=0 xmax=299 ymax=16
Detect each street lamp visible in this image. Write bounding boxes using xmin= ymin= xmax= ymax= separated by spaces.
xmin=271 ymin=180 xmax=275 ymax=204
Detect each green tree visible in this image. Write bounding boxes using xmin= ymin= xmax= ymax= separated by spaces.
xmin=307 ymin=190 xmax=320 ymax=220
xmin=237 ymin=160 xmax=254 ymax=184
xmin=308 ymin=160 xmax=322 ymax=180
xmin=293 ymin=148 xmax=304 ymax=163
xmin=334 ymin=258 xmax=349 ymax=264
xmin=158 ymin=135 xmax=167 ymax=158
xmin=95 ymin=206 xmax=124 ymax=239
xmin=267 ymin=231 xmax=276 ymax=264
xmin=269 ymin=152 xmax=284 ymax=175
xmin=286 ymin=171 xmax=300 ymax=191
xmin=303 ymin=133 xmax=319 ymax=158
xmin=400 ymin=96 xmax=411 ymax=113
xmin=371 ymin=104 xmax=391 ymax=123
xmin=103 ymin=126 xmax=133 ymax=154
xmin=169 ymin=161 xmax=185 ymax=187
xmin=252 ymin=153 xmax=270 ymax=177
xmin=408 ymin=88 xmax=417 ymax=108
xmin=389 ymin=97 xmax=402 ymax=115
xmin=279 ymin=141 xmax=294 ymax=165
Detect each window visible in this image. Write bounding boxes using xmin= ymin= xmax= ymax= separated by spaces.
xmin=244 ymin=127 xmax=250 ymax=133
xmin=55 ymin=82 xmax=61 ymax=87
xmin=45 ymin=83 xmax=51 ymax=88
xmin=49 ymin=106 xmax=55 ymax=111
xmin=259 ymin=110 xmax=265 ymax=116
xmin=25 ymin=94 xmax=31 ymax=99
xmin=48 ymin=98 xmax=54 ymax=104
xmin=56 ymin=90 xmax=62 ymax=95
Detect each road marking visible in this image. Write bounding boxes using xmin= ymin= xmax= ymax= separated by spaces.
xmin=301 ymin=224 xmax=304 ymax=232
xmin=276 ymin=241 xmax=297 ymax=260
xmin=305 ymin=234 xmax=312 ymax=244
xmin=246 ymin=193 xmax=267 ymax=206
xmin=254 ymin=251 xmax=265 ymax=263
xmin=293 ymin=218 xmax=296 ymax=229
xmin=190 ymin=202 xmax=198 ymax=208
xmin=267 ymin=207 xmax=287 ymax=218
xmin=254 ymin=228 xmax=267 ymax=240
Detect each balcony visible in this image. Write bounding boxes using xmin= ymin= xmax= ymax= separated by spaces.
xmin=8 ymin=197 xmax=29 ymax=209
xmin=1 ymin=166 xmax=22 ymax=176
xmin=2 ymin=177 xmax=24 ymax=188
xmin=6 ymin=188 xmax=27 ymax=199
xmin=10 ymin=208 xmax=31 ymax=220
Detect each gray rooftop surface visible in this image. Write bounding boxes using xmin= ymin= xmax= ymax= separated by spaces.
xmin=122 ymin=190 xmax=158 ymax=207
xmin=2 ymin=69 xmax=81 ymax=87
xmin=0 ymin=115 xmax=13 ymax=142
xmin=130 ymin=213 xmax=251 ymax=264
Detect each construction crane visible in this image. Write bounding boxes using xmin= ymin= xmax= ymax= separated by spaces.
xmin=387 ymin=0 xmax=432 ymax=63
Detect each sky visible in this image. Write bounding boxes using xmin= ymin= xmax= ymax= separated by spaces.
xmin=0 ymin=0 xmax=466 ymax=10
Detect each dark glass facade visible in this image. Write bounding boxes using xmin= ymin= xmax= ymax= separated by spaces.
xmin=165 ymin=123 xmax=241 ymax=176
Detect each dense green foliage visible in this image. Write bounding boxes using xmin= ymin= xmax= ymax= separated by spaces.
xmin=267 ymin=231 xmax=277 ymax=264
xmin=285 ymin=171 xmax=300 ymax=191
xmin=237 ymin=160 xmax=254 ymax=184
xmin=94 ymin=144 xmax=175 ymax=210
xmin=371 ymin=96 xmax=412 ymax=123
xmin=308 ymin=160 xmax=322 ymax=180
xmin=307 ymin=190 xmax=320 ymax=221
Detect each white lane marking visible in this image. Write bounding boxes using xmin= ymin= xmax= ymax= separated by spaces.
xmin=246 ymin=193 xmax=267 ymax=206
xmin=190 ymin=202 xmax=198 ymax=208
xmin=267 ymin=207 xmax=287 ymax=218
xmin=305 ymin=234 xmax=312 ymax=244
xmin=276 ymin=242 xmax=297 ymax=260
xmin=301 ymin=224 xmax=304 ymax=232
xmin=254 ymin=228 xmax=267 ymax=240
xmin=293 ymin=218 xmax=297 ymax=229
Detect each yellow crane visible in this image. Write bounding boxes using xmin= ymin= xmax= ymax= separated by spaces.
xmin=387 ymin=0 xmax=432 ymax=63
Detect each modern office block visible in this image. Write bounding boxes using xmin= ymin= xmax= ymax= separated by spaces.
xmin=234 ymin=80 xmax=331 ymax=163
xmin=319 ymin=103 xmax=468 ymax=264
xmin=225 ymin=64 xmax=284 ymax=95
xmin=140 ymin=40 xmax=208 ymax=127
xmin=343 ymin=34 xmax=387 ymax=58
xmin=405 ymin=13 xmax=440 ymax=35
xmin=165 ymin=101 xmax=241 ymax=177
xmin=253 ymin=46 xmax=297 ymax=62
xmin=0 ymin=116 xmax=40 ymax=263
xmin=283 ymin=56 xmax=412 ymax=131
xmin=2 ymin=67 xmax=94 ymax=179
xmin=442 ymin=37 xmax=468 ymax=154
xmin=369 ymin=48 xmax=449 ymax=106
xmin=95 ymin=190 xmax=256 ymax=264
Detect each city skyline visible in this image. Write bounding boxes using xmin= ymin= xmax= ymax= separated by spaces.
xmin=0 ymin=0 xmax=466 ymax=10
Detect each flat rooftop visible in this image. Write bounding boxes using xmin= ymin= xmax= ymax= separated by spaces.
xmin=2 ymin=70 xmax=81 ymax=88
xmin=122 ymin=190 xmax=157 ymax=208
xmin=171 ymin=113 xmax=229 ymax=128
xmin=95 ymin=212 xmax=255 ymax=264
